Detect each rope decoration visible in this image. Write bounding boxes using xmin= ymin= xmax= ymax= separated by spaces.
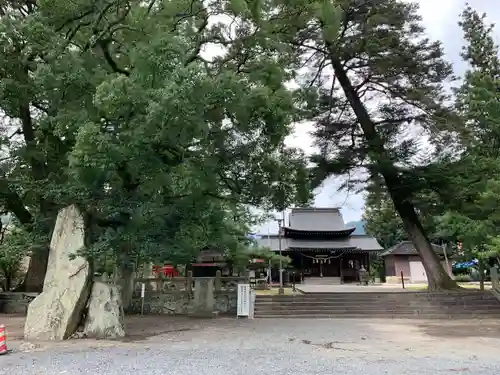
xmin=298 ymin=251 xmax=345 ymax=264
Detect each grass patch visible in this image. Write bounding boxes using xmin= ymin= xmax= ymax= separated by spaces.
xmin=255 ymin=288 xmax=302 ymax=296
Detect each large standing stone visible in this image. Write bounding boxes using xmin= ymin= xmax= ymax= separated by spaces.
xmin=84 ymin=282 xmax=125 ymax=339
xmin=24 ymin=205 xmax=92 ymax=341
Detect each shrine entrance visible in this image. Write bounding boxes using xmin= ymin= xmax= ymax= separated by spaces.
xmin=286 ymin=250 xmax=371 ymax=283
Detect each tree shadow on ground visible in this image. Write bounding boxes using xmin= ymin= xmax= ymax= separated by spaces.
xmin=416 ymin=321 xmax=500 ymax=338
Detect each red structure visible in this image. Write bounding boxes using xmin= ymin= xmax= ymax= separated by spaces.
xmin=0 ymin=324 xmax=7 ymax=355
xmin=152 ymin=265 xmax=179 ymax=277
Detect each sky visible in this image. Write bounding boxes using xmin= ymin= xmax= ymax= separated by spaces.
xmin=256 ymin=0 xmax=500 ymax=234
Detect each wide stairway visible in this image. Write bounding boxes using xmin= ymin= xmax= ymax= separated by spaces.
xmin=254 ymin=290 xmax=500 ymax=318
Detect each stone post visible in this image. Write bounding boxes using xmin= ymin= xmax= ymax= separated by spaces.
xmin=187 ymin=270 xmax=193 ymax=293
xmin=215 ymin=270 xmax=222 ymax=292
xmin=147 ymin=263 xmax=154 ymax=278
xmin=491 ymin=266 xmax=499 ymax=291
xmin=156 ymin=270 xmax=163 ymax=293
xmin=190 ymin=278 xmax=216 ymax=317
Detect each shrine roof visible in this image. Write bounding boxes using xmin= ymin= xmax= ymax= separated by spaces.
xmin=379 ymin=241 xmax=446 ymax=257
xmin=255 ymin=235 xmax=383 ymax=252
xmin=287 ymin=207 xmax=354 ymax=232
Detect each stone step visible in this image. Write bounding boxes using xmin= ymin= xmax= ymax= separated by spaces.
xmin=257 ymin=291 xmax=493 ymax=298
xmin=259 ymin=290 xmax=492 ymax=295
xmin=255 ymin=297 xmax=499 ymax=303
xmin=257 ymin=293 xmax=497 ymax=299
xmin=255 ymin=305 xmax=500 ymax=313
xmin=292 ymin=288 xmax=491 ymax=297
xmin=255 ymin=298 xmax=499 ymax=305
xmin=254 ymin=291 xmax=500 ymax=319
xmin=256 ymin=298 xmax=500 ymax=305
xmin=255 ymin=305 xmax=500 ymax=312
xmin=255 ymin=304 xmax=500 ymax=311
xmin=255 ymin=306 xmax=500 ymax=312
xmin=254 ymin=313 xmax=500 ymax=319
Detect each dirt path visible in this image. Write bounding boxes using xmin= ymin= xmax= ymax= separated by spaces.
xmin=2 ymin=314 xmax=500 ymax=355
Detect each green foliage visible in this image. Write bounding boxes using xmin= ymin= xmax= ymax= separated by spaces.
xmin=0 ymin=226 xmax=32 ymax=291
xmin=364 ymin=5 xmax=500 ymax=268
xmin=264 ymin=0 xmax=460 ymax=289
xmin=363 ymin=192 xmax=406 ymax=249
xmin=429 ymin=6 xmax=500 ymax=265
xmin=296 ymin=0 xmax=455 ymax=188
xmin=0 ymin=0 xmax=313 ymax=280
xmin=247 ymin=247 xmax=291 ymax=267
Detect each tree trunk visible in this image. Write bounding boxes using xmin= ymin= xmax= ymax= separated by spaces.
xmin=117 ymin=263 xmax=135 ymax=310
xmin=392 ymin=199 xmax=459 ymax=290
xmin=479 ymin=261 xmax=485 ymax=291
xmin=16 ymin=247 xmax=50 ymax=293
xmin=5 ymin=274 xmax=12 ymax=291
xmin=14 ymin=212 xmax=57 ymax=293
xmin=326 ymin=48 xmax=459 ymax=291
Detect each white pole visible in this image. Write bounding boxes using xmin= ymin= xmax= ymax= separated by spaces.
xmin=140 ymin=283 xmax=145 ymax=315
xmin=277 ymin=217 xmax=284 ymax=295
xmin=267 ymin=227 xmax=272 ymax=286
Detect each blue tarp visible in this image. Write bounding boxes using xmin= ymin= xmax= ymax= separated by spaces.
xmin=453 ymin=259 xmax=478 ymax=269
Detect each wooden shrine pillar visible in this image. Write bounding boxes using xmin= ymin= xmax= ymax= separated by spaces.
xmin=339 ymin=255 xmax=343 ymax=284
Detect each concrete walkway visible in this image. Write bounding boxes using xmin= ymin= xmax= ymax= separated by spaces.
xmin=297 ymin=284 xmax=417 ymax=293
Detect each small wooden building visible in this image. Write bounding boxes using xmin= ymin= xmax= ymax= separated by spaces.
xmin=256 ymin=208 xmax=382 ymax=284
xmin=380 ymin=241 xmax=453 ymax=283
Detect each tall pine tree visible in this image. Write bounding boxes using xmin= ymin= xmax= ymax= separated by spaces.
xmin=268 ymin=0 xmax=459 ymax=289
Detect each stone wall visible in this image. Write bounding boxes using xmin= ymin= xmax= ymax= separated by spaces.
xmin=128 ymin=291 xmax=237 ymax=315
xmin=0 ymin=293 xmax=38 ymax=314
xmin=1 ymin=274 xmax=244 ymax=317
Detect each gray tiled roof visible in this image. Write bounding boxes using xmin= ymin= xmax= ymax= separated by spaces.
xmin=288 ymin=207 xmax=353 ymax=231
xmin=379 ymin=241 xmax=445 ymax=257
xmin=255 ymin=235 xmax=383 ymax=252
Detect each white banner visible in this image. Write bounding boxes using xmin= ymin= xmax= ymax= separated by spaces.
xmin=237 ymin=284 xmax=250 ymax=317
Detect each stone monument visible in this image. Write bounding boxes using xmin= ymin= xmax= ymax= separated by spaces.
xmin=24 ymin=205 xmax=92 ymax=340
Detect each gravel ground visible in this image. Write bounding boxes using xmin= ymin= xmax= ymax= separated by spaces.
xmin=1 ymin=318 xmax=500 ymax=375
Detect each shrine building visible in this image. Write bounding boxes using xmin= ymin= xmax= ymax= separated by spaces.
xmin=256 ymin=207 xmax=382 ymax=284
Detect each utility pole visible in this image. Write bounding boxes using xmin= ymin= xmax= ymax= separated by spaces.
xmin=276 ymin=217 xmax=284 ymax=295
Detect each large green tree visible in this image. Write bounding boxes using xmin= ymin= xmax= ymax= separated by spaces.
xmin=0 ymin=0 xmax=312 ymax=292
xmin=431 ymin=5 xmax=500 ymax=273
xmin=266 ymin=0 xmax=459 ymax=289
xmin=364 ymin=5 xmax=500 ymax=282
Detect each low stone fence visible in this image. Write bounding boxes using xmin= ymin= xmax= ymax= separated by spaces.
xmin=127 ymin=272 xmax=247 ymax=316
xmin=0 ymin=272 xmax=248 ymax=316
xmin=0 ymin=293 xmax=38 ymax=314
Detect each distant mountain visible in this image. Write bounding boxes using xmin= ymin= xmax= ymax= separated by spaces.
xmin=346 ymin=220 xmax=366 ymax=235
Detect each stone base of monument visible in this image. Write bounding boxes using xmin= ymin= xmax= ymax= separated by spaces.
xmin=83 ymin=282 xmax=125 ymax=339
